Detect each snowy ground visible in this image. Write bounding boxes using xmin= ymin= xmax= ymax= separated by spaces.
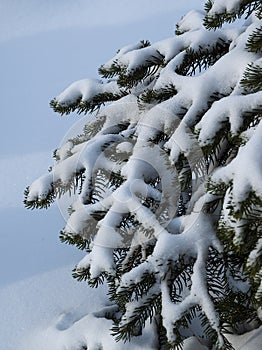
xmin=0 ymin=266 xmax=261 ymax=350
xmin=0 ymin=266 xmax=105 ymax=350
xmin=1 ymin=1 xmax=261 ymax=349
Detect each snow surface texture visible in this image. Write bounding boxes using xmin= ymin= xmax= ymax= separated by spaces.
xmin=0 ymin=266 xmax=261 ymax=350
xmin=0 ymin=266 xmax=106 ymax=350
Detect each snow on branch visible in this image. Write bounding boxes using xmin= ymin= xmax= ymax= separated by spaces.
xmin=25 ymin=4 xmax=262 ymax=348
xmin=204 ymin=0 xmax=261 ymax=29
xmin=211 ymin=119 xmax=262 ymax=204
xmin=50 ymin=79 xmax=127 ymax=115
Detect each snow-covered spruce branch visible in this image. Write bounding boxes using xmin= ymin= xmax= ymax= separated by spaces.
xmin=204 ymin=0 xmax=261 ymax=29
xmin=24 ymin=1 xmax=262 ymax=348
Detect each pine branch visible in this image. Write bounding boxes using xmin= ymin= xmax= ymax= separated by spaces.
xmin=50 ymin=90 xmax=128 ymax=116
xmin=171 ymin=306 xmax=201 ymax=349
xmin=60 ymin=231 xmax=89 ymax=250
xmin=24 ymin=185 xmax=55 ymax=209
xmin=24 ymin=2 xmax=262 ymax=347
xmin=246 ymin=25 xmax=262 ymax=52
xmin=199 ymin=312 xmax=235 ymax=349
xmin=155 ymin=315 xmax=174 ymax=349
xmin=98 ymin=40 xmax=151 ymax=79
xmin=116 ymin=272 xmax=157 ymax=305
xmin=72 ymin=265 xmax=107 ymax=288
xmin=175 ymin=39 xmax=230 ymax=76
xmin=204 ymin=0 xmax=261 ymax=29
xmin=117 ymin=52 xmax=165 ymax=89
xmin=139 ymin=84 xmax=177 ymax=107
xmin=112 ymin=290 xmax=161 ymax=343
xmin=240 ymin=63 xmax=262 ymax=92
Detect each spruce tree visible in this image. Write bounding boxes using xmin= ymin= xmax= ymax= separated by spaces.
xmin=25 ymin=0 xmax=262 ymax=348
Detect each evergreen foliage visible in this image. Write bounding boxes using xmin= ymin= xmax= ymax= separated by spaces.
xmin=25 ymin=0 xmax=262 ymax=348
